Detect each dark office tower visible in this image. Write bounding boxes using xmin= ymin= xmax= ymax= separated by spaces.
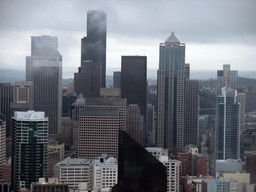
xmin=112 ymin=130 xmax=167 ymax=192
xmin=215 ymin=87 xmax=240 ymax=160
xmin=185 ymin=78 xmax=199 ymax=147
xmin=157 ymin=32 xmax=186 ymax=151
xmin=62 ymin=93 xmax=77 ymax=117
xmin=12 ymin=111 xmax=48 ymax=191
xmin=81 ymin=10 xmax=106 ymax=88
xmin=121 ymin=56 xmax=147 ymax=119
xmin=217 ymin=64 xmax=238 ymax=95
xmin=26 ymin=35 xmax=62 ymax=134
xmin=74 ymin=61 xmax=101 ymax=98
xmin=0 ymin=83 xmax=13 ymax=137
xmin=113 ymin=71 xmax=121 ymax=88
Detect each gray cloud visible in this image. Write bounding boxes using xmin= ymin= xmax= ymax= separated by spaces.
xmin=1 ymin=0 xmax=255 ymax=44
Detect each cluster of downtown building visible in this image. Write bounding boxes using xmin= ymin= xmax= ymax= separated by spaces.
xmin=0 ymin=10 xmax=256 ymax=192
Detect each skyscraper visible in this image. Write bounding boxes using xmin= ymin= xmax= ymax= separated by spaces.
xmin=12 ymin=111 xmax=48 ymax=191
xmin=217 ymin=64 xmax=238 ymax=95
xmin=0 ymin=83 xmax=13 ymax=137
xmin=157 ymin=33 xmax=199 ymax=151
xmin=81 ymin=10 xmax=106 ymax=88
xmin=113 ymin=71 xmax=121 ymax=88
xmin=215 ymin=87 xmax=240 ymax=160
xmin=26 ymin=35 xmax=62 ymax=134
xmin=74 ymin=61 xmax=101 ymax=98
xmin=157 ymin=33 xmax=186 ymax=150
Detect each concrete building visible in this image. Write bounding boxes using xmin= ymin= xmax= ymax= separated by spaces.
xmin=78 ymin=98 xmax=126 ymax=159
xmin=48 ymin=143 xmax=65 ymax=162
xmin=146 ymin=104 xmax=156 ymax=147
xmin=47 ymin=150 xmax=59 ymax=178
xmin=218 ymin=172 xmax=250 ymax=184
xmin=217 ymin=64 xmax=238 ymax=95
xmin=100 ymin=88 xmax=121 ymax=99
xmin=146 ymin=147 xmax=168 ymax=159
xmin=202 ymin=178 xmax=238 ymax=192
xmin=245 ymin=154 xmax=256 ymax=183
xmin=126 ymin=104 xmax=143 ymax=145
xmin=0 ymin=83 xmax=13 ymax=137
xmin=2 ymin=157 xmax=11 ymax=181
xmin=157 ymin=33 xmax=198 ymax=151
xmin=30 ymin=178 xmax=69 ymax=192
xmin=185 ymin=78 xmax=199 ymax=147
xmin=215 ymin=87 xmax=240 ymax=160
xmin=56 ymin=157 xmax=92 ymax=191
xmin=81 ymin=10 xmax=106 ymax=88
xmin=182 ymin=176 xmax=205 ymax=192
xmin=159 ymin=155 xmax=180 ymax=192
xmin=237 ymin=90 xmax=246 ymax=128
xmin=11 ymin=111 xmax=48 ymax=191
xmin=216 ymin=159 xmax=245 ymax=177
xmin=74 ymin=61 xmax=101 ymax=98
xmin=113 ymin=71 xmax=121 ymax=89
xmin=26 ymin=35 xmax=62 ymax=134
xmin=92 ymin=155 xmax=117 ymax=191
xmin=59 ymin=117 xmax=77 ymax=150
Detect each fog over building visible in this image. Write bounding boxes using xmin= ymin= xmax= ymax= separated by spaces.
xmin=26 ymin=35 xmax=62 ymax=134
xmin=81 ymin=10 xmax=106 ymax=88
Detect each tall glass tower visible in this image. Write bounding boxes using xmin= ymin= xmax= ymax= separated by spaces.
xmin=157 ymin=32 xmax=186 ymax=150
xmin=26 ymin=35 xmax=62 ymax=134
xmin=215 ymin=87 xmax=240 ymax=160
xmin=81 ymin=10 xmax=106 ymax=88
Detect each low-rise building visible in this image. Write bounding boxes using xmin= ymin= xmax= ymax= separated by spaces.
xmin=30 ymin=177 xmax=69 ymax=192
xmin=48 ymin=143 xmax=65 ymax=162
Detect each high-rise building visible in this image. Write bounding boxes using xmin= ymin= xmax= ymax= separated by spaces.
xmin=146 ymin=104 xmax=156 ymax=147
xmin=237 ymin=89 xmax=246 ymax=128
xmin=184 ymin=78 xmax=199 ymax=147
xmin=81 ymin=10 xmax=106 ymax=88
xmin=11 ymin=111 xmax=48 ymax=191
xmin=217 ymin=64 xmax=238 ymax=95
xmin=0 ymin=114 xmax=6 ymax=179
xmin=26 ymin=35 xmax=62 ymax=134
xmin=121 ymin=56 xmax=147 ymax=146
xmin=62 ymin=93 xmax=77 ymax=117
xmin=157 ymin=33 xmax=198 ymax=151
xmin=113 ymin=71 xmax=121 ymax=88
xmin=78 ymin=98 xmax=126 ymax=159
xmin=245 ymin=154 xmax=256 ymax=183
xmin=74 ymin=61 xmax=101 ymax=98
xmin=0 ymin=83 xmax=13 ymax=137
xmin=121 ymin=56 xmax=147 ymax=119
xmin=215 ymin=87 xmax=240 ymax=160
xmin=126 ymin=104 xmax=142 ymax=145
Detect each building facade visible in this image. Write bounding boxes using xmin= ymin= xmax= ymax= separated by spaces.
xmin=0 ymin=114 xmax=6 ymax=179
xmin=217 ymin=64 xmax=238 ymax=95
xmin=215 ymin=87 xmax=240 ymax=160
xmin=26 ymin=35 xmax=62 ymax=134
xmin=113 ymin=71 xmax=121 ymax=89
xmin=11 ymin=111 xmax=48 ymax=191
xmin=81 ymin=10 xmax=106 ymax=88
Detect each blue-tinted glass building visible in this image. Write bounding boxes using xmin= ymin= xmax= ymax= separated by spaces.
xmin=215 ymin=87 xmax=240 ymax=160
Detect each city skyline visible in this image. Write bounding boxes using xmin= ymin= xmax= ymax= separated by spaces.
xmin=0 ymin=1 xmax=255 ymax=77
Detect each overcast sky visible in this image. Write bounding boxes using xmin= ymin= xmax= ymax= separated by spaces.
xmin=0 ymin=0 xmax=256 ymax=78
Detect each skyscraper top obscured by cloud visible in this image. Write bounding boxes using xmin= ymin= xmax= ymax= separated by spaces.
xmin=81 ymin=10 xmax=106 ymax=88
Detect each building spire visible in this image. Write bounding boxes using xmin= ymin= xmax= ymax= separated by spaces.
xmin=165 ymin=32 xmax=180 ymax=43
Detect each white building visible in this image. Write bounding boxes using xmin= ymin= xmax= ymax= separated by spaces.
xmin=146 ymin=147 xmax=180 ymax=192
xmin=0 ymin=114 xmax=6 ymax=179
xmin=92 ymin=155 xmax=117 ymax=191
xmin=56 ymin=157 xmax=92 ymax=191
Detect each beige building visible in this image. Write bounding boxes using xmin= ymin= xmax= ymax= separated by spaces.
xmin=126 ymin=104 xmax=142 ymax=145
xmin=219 ymin=172 xmax=250 ymax=184
xmin=47 ymin=150 xmax=59 ymax=178
xmin=48 ymin=143 xmax=65 ymax=161
xmin=56 ymin=158 xmax=92 ymax=191
xmin=78 ymin=98 xmax=126 ymax=159
xmin=59 ymin=117 xmax=77 ymax=150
